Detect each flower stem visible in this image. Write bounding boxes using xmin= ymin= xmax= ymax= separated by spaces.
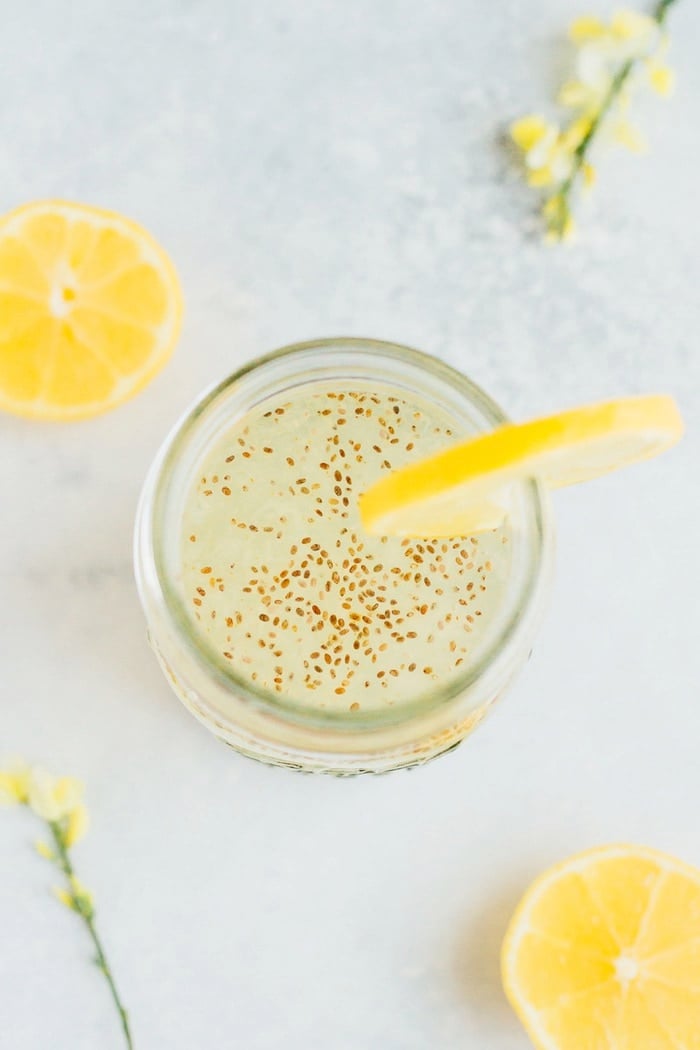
xmin=552 ymin=0 xmax=680 ymax=236
xmin=556 ymin=61 xmax=634 ymax=218
xmin=654 ymin=0 xmax=680 ymax=26
xmin=49 ymin=822 xmax=134 ymax=1050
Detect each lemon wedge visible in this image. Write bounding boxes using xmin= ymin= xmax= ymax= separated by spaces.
xmin=359 ymin=395 xmax=683 ymax=536
xmin=502 ymin=844 xmax=700 ymax=1050
xmin=0 ymin=199 xmax=182 ymax=420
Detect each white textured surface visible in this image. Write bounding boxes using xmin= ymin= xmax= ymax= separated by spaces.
xmin=1 ymin=1 xmax=699 ymax=1047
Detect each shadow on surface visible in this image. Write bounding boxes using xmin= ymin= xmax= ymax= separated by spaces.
xmin=13 ymin=494 xmax=174 ymax=714
xmin=452 ymin=877 xmax=528 ymax=1034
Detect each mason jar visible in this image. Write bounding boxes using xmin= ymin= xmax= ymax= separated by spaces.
xmin=134 ymin=338 xmax=554 ymax=774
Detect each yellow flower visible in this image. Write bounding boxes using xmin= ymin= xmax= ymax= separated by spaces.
xmin=578 ymin=9 xmax=659 ymax=55
xmin=612 ymin=118 xmax=647 ymax=152
xmin=558 ymin=79 xmax=596 ymax=109
xmin=64 ymin=803 xmax=90 ymax=847
xmin=53 ymin=887 xmax=76 ymax=911
xmin=28 ymin=770 xmax=84 ymax=823
xmin=510 ymin=115 xmax=551 ymax=152
xmin=511 ymin=115 xmax=576 ymax=188
xmin=0 ymin=772 xmax=22 ymax=805
xmin=582 ymin=162 xmax=597 ymax=188
xmin=527 ymin=167 xmax=556 ymax=187
xmin=571 ymin=10 xmax=661 ymax=101
xmin=610 ymin=9 xmax=656 ymax=42
xmin=0 ymin=764 xmax=31 ymax=805
xmin=561 ymin=114 xmax=593 ymax=152
xmin=576 ymin=45 xmax=615 ymax=92
xmin=69 ymin=875 xmax=94 ymax=906
xmin=35 ymin=839 xmax=54 ymax=860
xmin=569 ymin=15 xmax=606 ymax=43
xmin=647 ymin=59 xmax=675 ymax=96
xmin=67 ymin=875 xmax=94 ymax=917
xmin=514 ymin=4 xmax=678 ymax=241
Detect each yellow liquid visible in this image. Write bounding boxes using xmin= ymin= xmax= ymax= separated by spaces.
xmin=181 ymin=384 xmax=511 ymax=712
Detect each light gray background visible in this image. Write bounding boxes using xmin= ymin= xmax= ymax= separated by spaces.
xmin=1 ymin=1 xmax=699 ymax=1047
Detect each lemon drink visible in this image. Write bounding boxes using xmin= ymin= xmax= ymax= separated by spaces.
xmin=139 ymin=337 xmax=679 ymax=770
xmin=181 ymin=384 xmax=512 ymax=713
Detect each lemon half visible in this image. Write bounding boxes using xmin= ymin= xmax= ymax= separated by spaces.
xmin=0 ymin=199 xmax=182 ymax=420
xmin=502 ymin=844 xmax=700 ymax=1050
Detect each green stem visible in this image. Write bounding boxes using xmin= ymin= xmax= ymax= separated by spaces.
xmin=654 ymin=0 xmax=679 ymax=26
xmin=559 ymin=58 xmax=635 ymax=204
xmin=50 ymin=823 xmax=134 ymax=1050
xmin=552 ymin=0 xmax=680 ymax=236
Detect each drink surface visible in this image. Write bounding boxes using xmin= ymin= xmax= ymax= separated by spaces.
xmin=180 ymin=383 xmax=511 ymax=712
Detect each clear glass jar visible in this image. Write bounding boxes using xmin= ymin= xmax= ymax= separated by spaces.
xmin=134 ymin=338 xmax=554 ymax=774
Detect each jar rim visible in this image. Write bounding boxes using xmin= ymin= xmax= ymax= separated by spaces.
xmin=134 ymin=337 xmax=554 ymax=737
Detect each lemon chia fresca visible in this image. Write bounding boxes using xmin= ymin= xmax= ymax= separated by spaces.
xmin=180 ymin=384 xmax=511 ymax=712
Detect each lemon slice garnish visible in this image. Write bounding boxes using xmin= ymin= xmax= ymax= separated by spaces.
xmin=359 ymin=395 xmax=683 ymax=537
xmin=0 ymin=199 xmax=182 ymax=420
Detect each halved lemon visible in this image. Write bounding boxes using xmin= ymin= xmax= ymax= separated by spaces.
xmin=502 ymin=844 xmax=700 ymax=1050
xmin=0 ymin=200 xmax=182 ymax=420
xmin=359 ymin=396 xmax=683 ymax=536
